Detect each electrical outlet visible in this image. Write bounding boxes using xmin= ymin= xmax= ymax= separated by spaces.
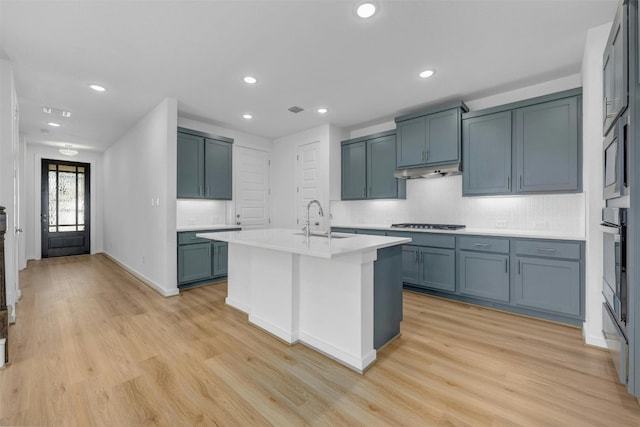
xmin=533 ymin=220 xmax=547 ymax=230
xmin=495 ymin=219 xmax=508 ymax=228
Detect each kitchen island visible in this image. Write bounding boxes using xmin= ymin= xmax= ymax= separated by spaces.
xmin=197 ymin=228 xmax=411 ymax=372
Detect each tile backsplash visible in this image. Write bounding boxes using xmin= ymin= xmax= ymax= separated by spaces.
xmin=330 ymin=175 xmax=585 ymax=236
xmin=176 ymin=199 xmax=228 ymax=227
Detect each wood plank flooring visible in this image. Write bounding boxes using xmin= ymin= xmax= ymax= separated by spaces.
xmin=1 ymin=253 xmax=639 ymax=426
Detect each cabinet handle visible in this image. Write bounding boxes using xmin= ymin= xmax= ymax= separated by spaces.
xmin=425 ymin=149 xmax=429 ymax=160
xmin=535 ymin=248 xmax=557 ymax=253
xmin=415 ymin=251 xmax=419 ymax=262
xmin=517 ymin=260 xmax=521 ymax=275
xmin=420 ymin=252 xmax=424 ymax=263
xmin=505 ymin=258 xmax=508 ymax=273
xmin=473 ymin=243 xmax=490 ymax=247
xmin=363 ymin=187 xmax=366 ymax=197
xmin=507 ymin=176 xmax=510 ymax=190
xmin=519 ymin=176 xmax=523 ymax=189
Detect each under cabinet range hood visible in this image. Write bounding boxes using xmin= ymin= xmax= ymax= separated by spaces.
xmin=394 ymin=162 xmax=461 ymax=179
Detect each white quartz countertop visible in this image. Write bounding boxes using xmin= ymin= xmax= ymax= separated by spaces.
xmin=331 ymin=224 xmax=585 ymax=241
xmin=177 ymin=224 xmax=240 ymax=232
xmin=196 ymin=228 xmax=411 ymax=259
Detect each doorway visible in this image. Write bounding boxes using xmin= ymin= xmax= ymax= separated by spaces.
xmin=41 ymin=159 xmax=90 ymax=258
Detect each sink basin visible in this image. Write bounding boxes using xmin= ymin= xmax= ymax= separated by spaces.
xmin=292 ymin=232 xmax=353 ymax=239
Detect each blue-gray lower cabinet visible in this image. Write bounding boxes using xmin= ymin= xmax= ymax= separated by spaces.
xmin=213 ymin=241 xmax=228 ymax=277
xmin=514 ymin=256 xmax=581 ymax=317
xmin=458 ymin=251 xmax=509 ymax=302
xmin=178 ymin=243 xmax=212 ymax=284
xmin=402 ymin=245 xmax=455 ymax=293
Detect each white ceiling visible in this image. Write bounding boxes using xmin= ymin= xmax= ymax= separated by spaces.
xmin=0 ymin=0 xmax=617 ymax=152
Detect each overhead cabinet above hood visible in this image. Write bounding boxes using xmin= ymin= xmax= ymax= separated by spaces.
xmin=394 ymin=162 xmax=461 ymax=179
xmin=394 ymin=101 xmax=468 ymax=180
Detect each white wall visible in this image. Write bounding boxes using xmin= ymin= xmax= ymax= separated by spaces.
xmin=103 ymin=98 xmax=178 ymax=297
xmin=270 ymin=124 xmax=347 ymax=230
xmin=581 ymin=22 xmax=611 ymax=347
xmin=25 ymin=145 xmax=104 ymax=259
xmin=176 ymin=117 xmax=272 ymax=226
xmin=0 ymin=58 xmax=20 ymax=322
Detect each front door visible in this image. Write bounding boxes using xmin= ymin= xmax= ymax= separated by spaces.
xmin=41 ymin=159 xmax=90 ymax=258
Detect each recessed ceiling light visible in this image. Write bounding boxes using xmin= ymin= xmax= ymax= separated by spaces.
xmin=242 ymin=114 xmax=253 ymax=119
xmin=89 ymin=84 xmax=107 ymax=92
xmin=48 ymin=122 xmax=61 ymax=127
xmin=356 ymin=2 xmax=376 ymax=18
xmin=317 ymin=108 xmax=328 ymax=114
xmin=419 ymin=69 xmax=435 ymax=79
xmin=243 ymin=76 xmax=257 ymax=84
xmin=59 ymin=144 xmax=78 ymax=156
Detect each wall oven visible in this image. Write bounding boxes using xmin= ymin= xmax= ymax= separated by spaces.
xmin=603 ymin=115 xmax=628 ymax=200
xmin=601 ymin=207 xmax=628 ymax=384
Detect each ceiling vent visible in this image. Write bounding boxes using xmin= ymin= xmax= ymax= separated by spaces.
xmin=288 ymin=106 xmax=304 ymax=114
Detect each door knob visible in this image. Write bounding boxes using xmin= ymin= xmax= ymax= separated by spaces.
xmin=15 ymin=227 xmax=23 ymax=233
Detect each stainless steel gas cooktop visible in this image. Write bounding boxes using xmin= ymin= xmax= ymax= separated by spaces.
xmin=390 ymin=223 xmax=466 ymax=230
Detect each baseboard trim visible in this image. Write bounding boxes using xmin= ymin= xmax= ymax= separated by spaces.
xmin=102 ymin=252 xmax=179 ymax=297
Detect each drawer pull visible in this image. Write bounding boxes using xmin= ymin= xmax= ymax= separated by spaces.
xmin=505 ymin=258 xmax=508 ymax=273
xmin=535 ymin=248 xmax=557 ymax=253
xmin=474 ymin=243 xmax=490 ymax=247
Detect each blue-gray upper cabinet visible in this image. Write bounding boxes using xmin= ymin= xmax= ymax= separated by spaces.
xmin=462 ymin=89 xmax=582 ymax=196
xmin=515 ymin=96 xmax=579 ymax=193
xmin=462 ymin=111 xmax=512 ymax=195
xmin=204 ymin=138 xmax=232 ymax=200
xmin=341 ymin=131 xmax=405 ymax=200
xmin=602 ymin=0 xmax=628 ymax=136
xmin=395 ymin=102 xmax=468 ymax=168
xmin=177 ymin=128 xmax=233 ymax=200
xmin=177 ymin=132 xmax=204 ymax=198
xmin=514 ymin=239 xmax=582 ymax=318
xmin=341 ymin=141 xmax=367 ymax=200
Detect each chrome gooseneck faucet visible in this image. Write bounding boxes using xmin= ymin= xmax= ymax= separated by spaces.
xmin=303 ymin=199 xmax=324 ymax=238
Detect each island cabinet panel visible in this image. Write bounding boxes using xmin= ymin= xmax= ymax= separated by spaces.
xmin=514 ymin=257 xmax=581 ymax=317
xmin=341 ymin=141 xmax=367 ymax=200
xmin=177 ymin=132 xmax=204 ymax=198
xmin=177 ymin=128 xmax=233 ymax=200
xmin=373 ymin=245 xmax=403 ymax=349
xmin=458 ymin=251 xmax=509 ymax=302
xmin=515 ymin=96 xmax=579 ymax=193
xmin=462 ymin=111 xmax=512 ymax=195
xmin=341 ymin=131 xmax=405 ymax=200
xmin=178 ymin=243 xmax=212 ymax=283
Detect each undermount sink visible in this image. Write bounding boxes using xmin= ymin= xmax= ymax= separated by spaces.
xmin=293 ymin=232 xmax=354 ymax=239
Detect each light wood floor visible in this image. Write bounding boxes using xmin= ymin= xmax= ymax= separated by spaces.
xmin=1 ymin=254 xmax=640 ymax=426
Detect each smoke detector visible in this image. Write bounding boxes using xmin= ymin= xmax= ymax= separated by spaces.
xmin=288 ymin=106 xmax=304 ymax=114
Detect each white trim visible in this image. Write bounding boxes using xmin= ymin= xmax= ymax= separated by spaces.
xmin=103 ymin=252 xmax=179 ymax=297
xmin=249 ymin=314 xmax=299 ymax=344
xmin=583 ymin=323 xmax=607 ymax=348
xmin=299 ymin=331 xmax=376 ymax=373
xmin=225 ymin=297 xmax=250 ymax=314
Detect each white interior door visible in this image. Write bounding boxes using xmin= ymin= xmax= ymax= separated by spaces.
xmin=296 ymin=141 xmax=324 ymax=232
xmin=234 ymin=146 xmax=270 ymax=229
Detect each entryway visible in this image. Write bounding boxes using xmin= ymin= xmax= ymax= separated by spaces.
xmin=40 ymin=159 xmax=90 ymax=258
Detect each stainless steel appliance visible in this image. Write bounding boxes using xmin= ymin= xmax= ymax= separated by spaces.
xmin=601 ymin=206 xmax=628 ymax=384
xmin=603 ymin=115 xmax=629 ymax=200
xmin=390 ymin=223 xmax=465 ymax=230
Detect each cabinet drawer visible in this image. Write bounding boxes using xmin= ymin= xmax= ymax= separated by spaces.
xmin=458 ymin=236 xmax=509 ymax=253
xmin=357 ymin=229 xmax=387 ymax=236
xmin=401 ymin=232 xmax=455 ymax=248
xmin=178 ymin=231 xmax=212 ymax=245
xmin=515 ymin=240 xmax=581 ymax=260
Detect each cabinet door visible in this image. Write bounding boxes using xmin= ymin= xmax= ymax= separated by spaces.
xmin=401 ymin=246 xmax=421 ymax=285
xmin=204 ymin=139 xmax=233 ymax=200
xmin=341 ymin=141 xmax=367 ymax=200
xmin=212 ymin=241 xmax=228 ymax=277
xmin=367 ymin=135 xmax=399 ymax=199
xmin=177 ymin=132 xmax=204 ymax=198
xmin=396 ymin=116 xmax=427 ymax=168
xmin=178 ymin=243 xmax=213 ymax=284
xmin=419 ymin=247 xmax=456 ymax=292
xmin=515 ymin=96 xmax=579 ymax=193
xmin=462 ymin=111 xmax=512 ymax=195
xmin=603 ymin=4 xmax=627 ymax=135
xmin=515 ymin=256 xmax=581 ymax=317
xmin=427 ymin=109 xmax=460 ymax=164
xmin=458 ymin=251 xmax=509 ymax=302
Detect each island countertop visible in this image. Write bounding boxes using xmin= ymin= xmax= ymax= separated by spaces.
xmin=197 ymin=228 xmax=411 ymax=259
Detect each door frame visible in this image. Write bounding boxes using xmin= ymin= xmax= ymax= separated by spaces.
xmin=40 ymin=158 xmax=91 ymax=258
